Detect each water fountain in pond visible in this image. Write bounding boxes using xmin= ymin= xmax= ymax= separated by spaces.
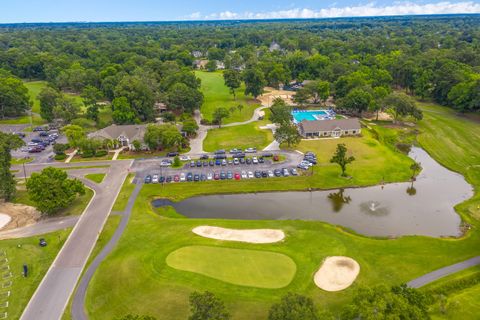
xmin=360 ymin=201 xmax=389 ymax=217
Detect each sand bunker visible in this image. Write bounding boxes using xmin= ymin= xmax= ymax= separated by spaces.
xmin=0 ymin=201 xmax=40 ymax=231
xmin=192 ymin=226 xmax=285 ymax=244
xmin=314 ymin=256 xmax=360 ymax=291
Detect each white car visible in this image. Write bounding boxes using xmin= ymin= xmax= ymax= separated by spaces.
xmin=291 ymin=168 xmax=298 ymax=176
xmin=300 ymin=160 xmax=313 ymax=167
xmin=252 ymin=156 xmax=258 ymax=164
xmin=180 ymin=173 xmax=186 ymax=182
xmin=180 ymin=155 xmax=191 ymax=161
xmin=207 ymin=173 xmax=213 ymax=180
xmin=282 ymin=168 xmax=290 ymax=176
xmin=245 ymin=147 xmax=257 ymax=153
xmin=268 ymin=170 xmax=274 ymax=178
xmin=152 ymin=174 xmax=159 ymax=183
xmin=241 ymin=171 xmax=247 ymax=179
xmin=233 ymin=158 xmax=239 ymax=165
xmin=160 ymin=160 xmax=172 ymax=167
xmin=248 ymin=171 xmax=254 ymax=179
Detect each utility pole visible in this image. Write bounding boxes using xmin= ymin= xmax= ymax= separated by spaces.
xmin=22 ymin=159 xmax=27 ymax=184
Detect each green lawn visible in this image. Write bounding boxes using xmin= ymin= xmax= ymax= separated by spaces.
xmin=24 ymin=81 xmax=47 ymax=114
xmin=111 ymin=173 xmax=136 ymax=212
xmin=204 ymin=122 xmax=273 ymax=152
xmin=1 ymin=229 xmax=71 ymax=320
xmin=196 ymin=71 xmax=260 ymax=124
xmin=167 ymin=246 xmax=296 ymax=289
xmin=85 ymin=173 xmax=106 ymax=184
xmin=11 ymin=157 xmax=33 ymax=165
xmin=84 ymin=103 xmax=480 ymax=319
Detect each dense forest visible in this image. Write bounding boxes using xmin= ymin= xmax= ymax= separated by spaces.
xmin=0 ymin=15 xmax=479 ymax=122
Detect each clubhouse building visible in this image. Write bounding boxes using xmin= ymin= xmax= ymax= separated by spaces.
xmin=297 ymin=118 xmax=361 ymax=138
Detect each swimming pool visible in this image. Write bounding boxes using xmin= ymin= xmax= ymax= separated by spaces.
xmin=292 ymin=110 xmax=332 ymax=123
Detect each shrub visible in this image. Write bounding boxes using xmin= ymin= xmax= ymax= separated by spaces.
xmin=81 ymin=150 xmax=94 ymax=158
xmin=200 ymin=119 xmax=212 ymax=125
xmin=54 ymin=154 xmax=67 ymax=161
xmin=71 ymin=117 xmax=96 ymax=129
xmin=95 ymin=150 xmax=108 ymax=157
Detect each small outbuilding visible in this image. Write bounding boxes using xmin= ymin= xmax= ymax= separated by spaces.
xmin=298 ymin=118 xmax=361 ymax=138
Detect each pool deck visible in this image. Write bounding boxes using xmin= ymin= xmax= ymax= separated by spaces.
xmin=292 ymin=109 xmax=336 ymax=123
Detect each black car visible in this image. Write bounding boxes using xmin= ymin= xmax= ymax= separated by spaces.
xmin=187 ymin=173 xmax=193 ymax=181
xmin=144 ymin=175 xmax=152 ymax=183
xmin=246 ymin=158 xmax=252 ymax=165
xmin=261 ymin=171 xmax=268 ymax=178
xmin=239 ymin=158 xmax=245 ymax=164
xmin=196 ymin=160 xmax=202 ymax=167
xmin=159 ymin=176 xmax=165 ymax=183
xmin=274 ymin=169 xmax=282 ymax=177
xmin=167 ymin=152 xmax=179 ymax=157
xmin=200 ymin=154 xmax=209 ymax=160
xmin=209 ymin=160 xmax=215 ymax=166
xmin=262 ymin=153 xmax=273 ymax=158
xmin=39 ymin=238 xmax=47 ymax=247
xmin=194 ymin=174 xmax=200 ymax=182
xmin=214 ymin=154 xmax=226 ymax=159
xmin=166 ymin=176 xmax=172 ymax=183
xmin=258 ymin=157 xmax=265 ymax=164
xmin=233 ymin=153 xmax=245 ymax=158
xmin=220 ymin=172 xmax=226 ymax=180
xmin=190 ymin=161 xmax=196 ymax=167
xmin=200 ymin=174 xmax=207 ymax=181
xmin=39 ymin=131 xmax=49 ymax=137
xmin=214 ymin=150 xmax=226 ymax=155
xmin=254 ymin=171 xmax=262 ymax=178
xmin=203 ymin=161 xmax=208 ymax=167
xmin=33 ymin=126 xmax=45 ymax=132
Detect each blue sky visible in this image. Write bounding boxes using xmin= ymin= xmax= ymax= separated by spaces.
xmin=1 ymin=0 xmax=479 ymax=23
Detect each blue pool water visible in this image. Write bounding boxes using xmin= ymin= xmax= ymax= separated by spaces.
xmin=292 ymin=110 xmax=330 ymax=122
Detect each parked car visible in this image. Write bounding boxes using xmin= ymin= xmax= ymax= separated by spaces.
xmin=226 ymin=171 xmax=233 ymax=179
xmin=220 ymin=172 xmax=226 ymax=180
xmin=227 ymin=159 xmax=233 ymax=165
xmin=174 ymin=175 xmax=180 ymax=182
xmin=214 ymin=172 xmax=220 ymax=180
xmin=245 ymin=147 xmax=257 ymax=153
xmin=180 ymin=155 xmax=191 ymax=161
xmin=248 ymin=171 xmax=254 ymax=179
xmin=254 ymin=171 xmax=262 ymax=178
xmin=167 ymin=152 xmax=179 ymax=157
xmin=209 ymin=160 xmax=215 ymax=166
xmin=200 ymin=154 xmax=209 ymax=160
xmin=252 ymin=157 xmax=258 ymax=164
xmin=268 ymin=170 xmax=274 ymax=177
xmin=144 ymin=175 xmax=152 ymax=183
xmin=291 ymin=168 xmax=298 ymax=176
xmin=200 ymin=174 xmax=207 ymax=181
xmin=166 ymin=176 xmax=172 ymax=183
xmin=214 ymin=150 xmax=226 ymax=155
xmin=190 ymin=161 xmax=196 ymax=167
xmin=180 ymin=173 xmax=186 ymax=182
xmin=233 ymin=158 xmax=239 ymax=165
xmin=261 ymin=171 xmax=268 ymax=178
xmin=39 ymin=238 xmax=47 ymax=247
xmin=196 ymin=160 xmax=202 ymax=167
xmin=262 ymin=153 xmax=273 ymax=158
xmin=234 ymin=173 xmax=241 ymax=180
xmin=246 ymin=158 xmax=252 ymax=165
xmin=215 ymin=159 xmax=221 ymax=166
xmin=274 ymin=169 xmax=282 ymax=177
xmin=239 ymin=158 xmax=245 ymax=164
xmin=282 ymin=168 xmax=290 ymax=176
xmin=152 ymin=174 xmax=159 ymax=183
xmin=187 ymin=172 xmax=193 ymax=181
xmin=230 ymin=148 xmax=242 ymax=154
xmin=214 ymin=154 xmax=226 ymax=159
xmin=207 ymin=173 xmax=213 ymax=180
xmin=160 ymin=160 xmax=172 ymax=167
xmin=203 ymin=161 xmax=208 ymax=167
xmin=194 ymin=174 xmax=200 ymax=182
xmin=159 ymin=176 xmax=165 ymax=183
xmin=221 ymin=159 xmax=227 ymax=166
xmin=258 ymin=157 xmax=265 ymax=163
xmin=233 ymin=153 xmax=245 ymax=159
xmin=241 ymin=171 xmax=247 ymax=179
xmin=39 ymin=131 xmax=49 ymax=137
xmin=33 ymin=126 xmax=45 ymax=132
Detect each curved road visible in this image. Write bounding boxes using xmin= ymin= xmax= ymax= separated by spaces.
xmin=19 ymin=160 xmax=133 ymax=320
xmin=0 ymin=216 xmax=79 ymax=240
xmin=407 ymin=256 xmax=480 ymax=288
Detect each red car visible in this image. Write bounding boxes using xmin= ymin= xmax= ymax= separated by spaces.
xmin=214 ymin=173 xmax=220 ymax=180
xmin=234 ymin=173 xmax=241 ymax=180
xmin=273 ymin=155 xmax=280 ymax=161
xmin=173 ymin=175 xmax=180 ymax=182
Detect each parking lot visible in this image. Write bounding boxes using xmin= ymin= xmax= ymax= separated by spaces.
xmin=133 ymin=149 xmax=316 ymax=183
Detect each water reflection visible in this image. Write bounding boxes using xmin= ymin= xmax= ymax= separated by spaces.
xmin=327 ymin=189 xmax=351 ymax=213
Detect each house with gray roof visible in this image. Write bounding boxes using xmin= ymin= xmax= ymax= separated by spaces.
xmin=88 ymin=124 xmax=147 ymax=150
xmin=298 ymin=118 xmax=362 ymax=138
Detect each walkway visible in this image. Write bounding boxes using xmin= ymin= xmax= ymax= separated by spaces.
xmin=20 ymin=160 xmax=132 ymax=320
xmin=65 ymin=149 xmax=78 ymax=163
xmin=111 ymin=146 xmax=126 ymax=160
xmin=71 ymin=182 xmax=143 ymax=320
xmin=407 ymin=256 xmax=480 ymax=288
xmin=0 ymin=216 xmax=79 ymax=240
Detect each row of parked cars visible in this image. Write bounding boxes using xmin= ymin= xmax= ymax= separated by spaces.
xmin=24 ymin=131 xmax=59 ymax=153
xmin=188 ymin=155 xmax=274 ymax=167
xmin=145 ymin=168 xmax=298 ymax=183
xmin=297 ymin=151 xmax=317 ymax=170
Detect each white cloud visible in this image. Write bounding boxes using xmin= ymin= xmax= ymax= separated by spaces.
xmin=184 ymin=1 xmax=480 ymax=20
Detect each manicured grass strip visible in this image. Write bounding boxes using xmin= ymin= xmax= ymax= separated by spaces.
xmin=84 ymin=173 xmax=106 ymax=184
xmin=167 ymin=246 xmax=296 ymax=289
xmin=63 ymin=165 xmax=110 ymax=170
xmin=196 ymin=71 xmax=260 ymax=124
xmin=11 ymin=157 xmax=33 ymax=165
xmin=1 ymin=229 xmax=71 ymax=320
xmin=112 ymin=173 xmax=136 ymax=212
xmin=204 ymin=122 xmax=273 ymax=152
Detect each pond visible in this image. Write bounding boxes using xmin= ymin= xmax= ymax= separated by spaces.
xmin=152 ymin=147 xmax=473 ymax=237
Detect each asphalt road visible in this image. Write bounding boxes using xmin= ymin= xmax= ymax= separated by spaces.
xmin=407 ymin=256 xmax=480 ymax=288
xmin=19 ymin=160 xmax=132 ymax=320
xmin=0 ymin=216 xmax=79 ymax=240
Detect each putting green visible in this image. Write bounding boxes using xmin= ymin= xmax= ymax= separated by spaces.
xmin=166 ymin=245 xmax=296 ymax=289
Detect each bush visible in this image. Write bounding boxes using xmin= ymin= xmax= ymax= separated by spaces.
xmin=71 ymin=117 xmax=96 ymax=129
xmin=95 ymin=150 xmax=108 ymax=157
xmin=162 ymin=112 xmax=176 ymax=122
xmin=53 ymin=143 xmax=70 ymax=155
xmin=81 ymin=150 xmax=94 ymax=158
xmin=54 ymin=154 xmax=67 ymax=161
xmin=200 ymin=119 xmax=212 ymax=125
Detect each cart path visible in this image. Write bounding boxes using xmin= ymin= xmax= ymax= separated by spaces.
xmin=407 ymin=256 xmax=480 ymax=288
xmin=0 ymin=216 xmax=79 ymax=240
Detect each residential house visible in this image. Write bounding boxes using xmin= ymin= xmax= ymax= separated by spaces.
xmin=298 ymin=118 xmax=361 ymax=138
xmin=269 ymin=41 xmax=281 ymax=52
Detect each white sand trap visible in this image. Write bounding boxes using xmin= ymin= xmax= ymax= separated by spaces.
xmin=314 ymin=256 xmax=360 ymax=291
xmin=0 ymin=213 xmax=12 ymax=230
xmin=192 ymin=226 xmax=285 ymax=244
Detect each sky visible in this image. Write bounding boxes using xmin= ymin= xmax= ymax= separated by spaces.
xmin=0 ymin=0 xmax=479 ymax=23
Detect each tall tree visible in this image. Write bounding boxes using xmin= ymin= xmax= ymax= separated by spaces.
xmin=53 ymin=95 xmax=81 ymax=123
xmin=26 ymin=167 xmax=85 ymax=215
xmin=274 ymin=123 xmax=301 ymax=147
xmin=384 ymin=92 xmax=423 ymax=122
xmin=62 ymin=124 xmax=86 ymax=148
xmin=338 ymin=88 xmax=373 ymax=114
xmin=189 ymin=291 xmax=230 ymax=320
xmin=143 ymin=124 xmax=183 ymax=150
xmin=115 ymin=75 xmax=155 ymax=122
xmin=0 ymin=74 xmax=31 ymax=118
xmin=38 ymin=86 xmax=61 ymax=121
xmin=243 ymin=67 xmax=266 ymax=98
xmin=269 ymin=98 xmax=292 ymax=125
xmin=0 ymin=133 xmax=25 ymax=201
xmin=166 ymin=83 xmax=204 ymax=114
xmin=82 ymin=85 xmax=103 ymax=121
xmin=112 ymin=97 xmax=137 ymax=124
xmin=223 ymin=69 xmax=241 ymax=99
xmin=269 ymin=293 xmax=320 ymax=320
xmin=330 ymin=143 xmax=355 ymax=177
xmin=213 ymin=107 xmax=230 ymax=127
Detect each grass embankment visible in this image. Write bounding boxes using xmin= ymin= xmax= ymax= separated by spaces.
xmin=70 ymin=153 xmax=114 ymax=163
xmin=1 ymin=229 xmax=71 ymax=320
xmin=196 ymin=71 xmax=260 ymax=124
xmin=85 ymin=173 xmax=106 ymax=184
xmin=111 ymin=173 xmax=136 ymax=212
xmin=204 ymin=122 xmax=273 ymax=152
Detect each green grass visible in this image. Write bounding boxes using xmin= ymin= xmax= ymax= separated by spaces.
xmin=204 ymin=122 xmax=273 ymax=152
xmin=196 ymin=71 xmax=260 ymax=124
xmin=63 ymin=165 xmax=110 ymax=170
xmin=85 ymin=103 xmax=480 ymax=319
xmin=23 ymin=81 xmax=47 ymax=114
xmin=11 ymin=157 xmax=33 ymax=165
xmin=166 ymin=246 xmax=296 ymax=289
xmin=1 ymin=229 xmax=71 ymax=320
xmin=111 ymin=173 xmax=136 ymax=212
xmin=70 ymin=153 xmax=114 ymax=162
xmin=84 ymin=173 xmax=106 ymax=184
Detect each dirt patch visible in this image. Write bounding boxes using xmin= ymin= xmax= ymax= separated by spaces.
xmin=363 ymin=111 xmax=393 ymax=121
xmin=314 ymin=256 xmax=360 ymax=291
xmin=259 ymin=88 xmax=296 ymax=107
xmin=0 ymin=201 xmax=40 ymax=231
xmin=192 ymin=226 xmax=285 ymax=244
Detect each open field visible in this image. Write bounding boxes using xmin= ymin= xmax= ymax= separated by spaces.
xmin=204 ymin=122 xmax=273 ymax=152
xmin=196 ymin=71 xmax=260 ymax=124
xmin=85 ymin=173 xmax=106 ymax=184
xmin=1 ymin=229 xmax=71 ymax=320
xmin=166 ymin=246 xmax=296 ymax=289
